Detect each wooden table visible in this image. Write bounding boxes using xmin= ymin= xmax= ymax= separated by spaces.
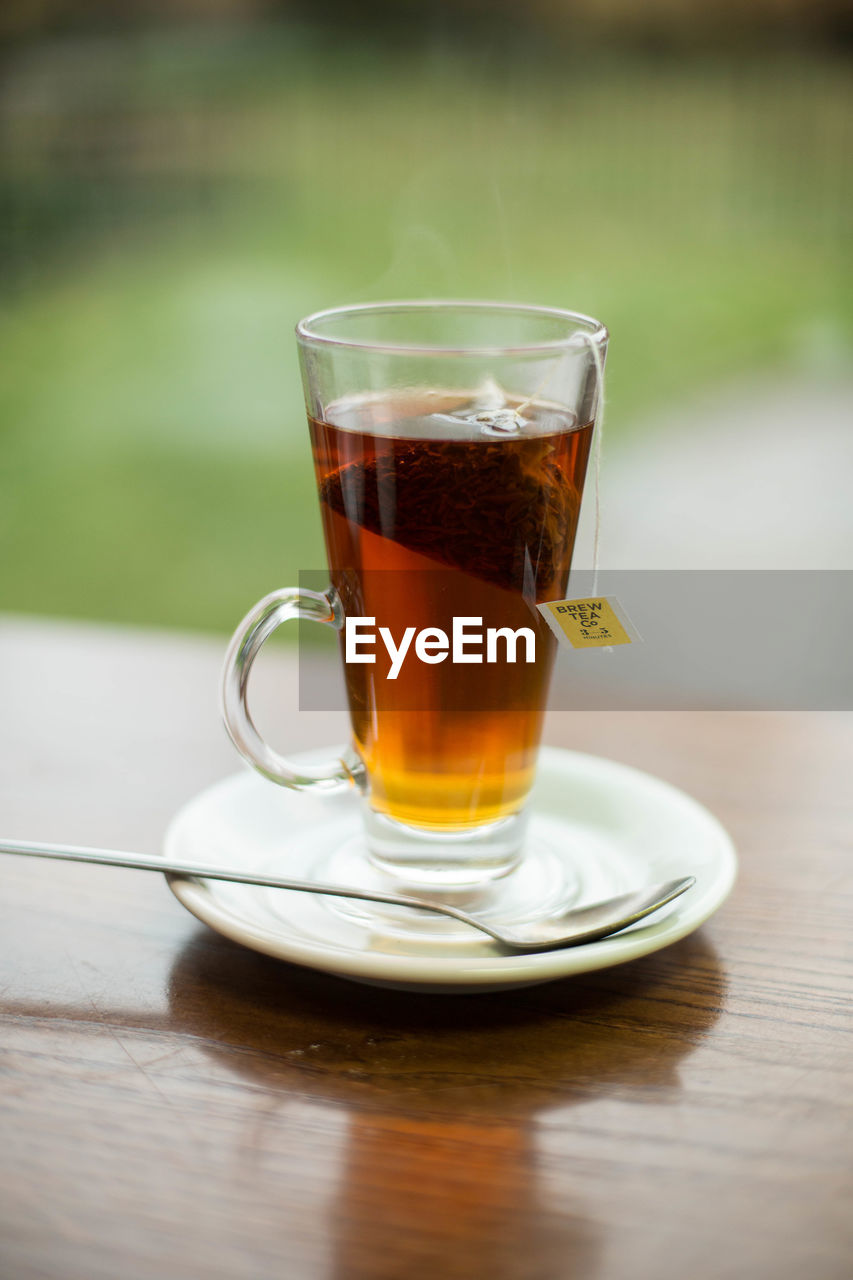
xmin=1 ymin=616 xmax=851 ymax=1280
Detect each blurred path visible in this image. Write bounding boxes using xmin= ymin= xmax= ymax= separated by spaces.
xmin=575 ymin=374 xmax=853 ymax=569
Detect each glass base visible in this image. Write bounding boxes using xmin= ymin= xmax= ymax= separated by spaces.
xmin=313 ymin=828 xmax=580 ymax=942
xmin=363 ymin=808 xmax=526 ymax=887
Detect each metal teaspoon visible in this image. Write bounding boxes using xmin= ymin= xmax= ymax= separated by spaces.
xmin=0 ymin=837 xmax=694 ymax=953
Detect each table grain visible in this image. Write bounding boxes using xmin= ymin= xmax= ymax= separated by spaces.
xmin=0 ymin=616 xmax=851 ymax=1280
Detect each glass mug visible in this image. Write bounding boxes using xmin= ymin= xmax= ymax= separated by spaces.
xmin=222 ymin=302 xmax=607 ymax=923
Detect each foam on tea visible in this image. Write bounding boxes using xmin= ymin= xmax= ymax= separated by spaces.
xmin=309 ymin=390 xmax=592 ymax=830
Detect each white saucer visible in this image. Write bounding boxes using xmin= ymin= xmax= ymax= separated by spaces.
xmin=164 ymin=747 xmax=736 ymax=993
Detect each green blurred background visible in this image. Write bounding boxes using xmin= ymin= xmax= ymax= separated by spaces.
xmin=2 ymin=1 xmax=851 ymax=632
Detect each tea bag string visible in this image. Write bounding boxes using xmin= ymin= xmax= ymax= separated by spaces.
xmin=584 ymin=330 xmax=605 ymax=597
xmin=515 ymin=331 xmax=605 ymax=594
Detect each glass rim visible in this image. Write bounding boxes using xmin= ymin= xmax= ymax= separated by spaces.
xmin=295 ymin=299 xmax=608 ymax=357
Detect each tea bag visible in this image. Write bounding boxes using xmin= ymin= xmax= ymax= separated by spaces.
xmin=424 ymin=378 xmax=527 ymax=439
xmin=465 ymin=377 xmax=526 ymax=436
xmin=321 ymin=431 xmax=577 ymax=595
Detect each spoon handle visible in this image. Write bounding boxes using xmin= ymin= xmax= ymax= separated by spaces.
xmin=0 ymin=837 xmax=477 ymax=921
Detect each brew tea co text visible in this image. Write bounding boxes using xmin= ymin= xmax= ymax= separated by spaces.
xmin=345 ymin=617 xmax=537 ymax=680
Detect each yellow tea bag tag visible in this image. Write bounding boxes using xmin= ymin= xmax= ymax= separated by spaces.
xmin=537 ymin=596 xmax=637 ymax=649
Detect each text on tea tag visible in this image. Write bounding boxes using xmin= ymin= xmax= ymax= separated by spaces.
xmin=537 ymin=597 xmax=637 ymax=649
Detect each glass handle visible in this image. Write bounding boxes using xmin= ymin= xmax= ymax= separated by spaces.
xmin=221 ymin=586 xmax=364 ymax=793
